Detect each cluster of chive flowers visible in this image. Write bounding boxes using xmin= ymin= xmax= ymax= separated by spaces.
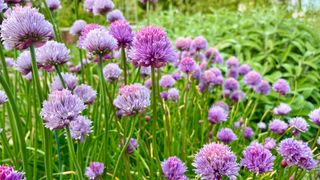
xmin=0 ymin=165 xmax=24 ymax=179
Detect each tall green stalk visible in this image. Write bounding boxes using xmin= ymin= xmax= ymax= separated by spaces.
xmin=121 ymin=47 xmax=128 ymax=85
xmin=0 ymin=44 xmax=10 ymax=85
xmin=66 ymin=128 xmax=84 ymax=179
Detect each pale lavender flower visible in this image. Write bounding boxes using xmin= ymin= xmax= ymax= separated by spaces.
xmin=309 ymin=108 xmax=320 ymax=125
xmin=103 ymin=63 xmax=122 ymax=82
xmin=140 ymin=66 xmax=151 ymax=77
xmin=93 ymin=0 xmax=114 ymax=15
xmin=36 ymin=41 xmax=70 ymax=66
xmin=178 ymin=57 xmax=197 ymax=75
xmin=175 ymin=37 xmax=192 ymax=51
xmin=0 ymin=91 xmax=8 ymax=105
xmin=46 ymin=0 xmax=60 ymax=11
xmin=69 ymin=116 xmax=92 ymax=142
xmin=273 ymin=79 xmax=290 ymax=96
xmin=239 ymin=64 xmax=251 ymax=75
xmin=161 ymin=156 xmax=187 ymax=180
xmin=106 ymin=9 xmax=125 ymax=23
xmin=264 ymin=137 xmax=276 ymax=150
xmin=269 ymin=119 xmax=288 ymax=134
xmin=74 ymin=84 xmax=97 ymax=105
xmin=223 ymin=78 xmax=239 ymax=91
xmin=244 ymin=71 xmax=262 ymax=86
xmin=0 ymin=0 xmax=7 ymax=12
xmin=0 ymin=165 xmax=24 ymax=180
xmin=171 ymin=72 xmax=181 ymax=81
xmin=208 ymin=106 xmax=228 ymax=124
xmin=278 ymin=138 xmax=316 ymax=170
xmin=40 ymin=89 xmax=85 ymax=130
xmin=51 ymin=73 xmax=78 ymax=91
xmin=159 ymin=75 xmax=176 ymax=88
xmin=83 ymin=29 xmax=117 ymax=56
xmin=243 ymin=127 xmax=254 ymax=139
xmin=273 ymin=103 xmax=291 ymax=115
xmin=214 ymin=101 xmax=229 ymax=112
xmin=121 ymin=138 xmax=138 ymax=155
xmin=226 ymin=56 xmax=239 ymax=68
xmin=70 ymin=20 xmax=87 ymax=36
xmin=129 ymin=26 xmax=175 ymax=68
xmin=230 ymin=90 xmax=245 ymax=102
xmin=241 ymin=142 xmax=275 ymax=173
xmin=192 ymin=36 xmax=207 ymax=51
xmin=109 ymin=20 xmax=133 ymax=48
xmin=1 ymin=6 xmax=54 ymax=50
xmin=113 ymin=83 xmax=150 ymax=116
xmin=289 ymin=117 xmax=309 ymax=136
xmin=193 ymin=142 xmax=239 ymax=179
xmin=83 ymin=0 xmax=95 ymax=12
xmin=217 ymin=128 xmax=237 ymax=144
xmin=85 ymin=162 xmax=105 ymax=179
xmin=5 ymin=57 xmax=14 ymax=68
xmin=257 ymin=122 xmax=267 ymax=130
xmin=16 ymin=50 xmax=33 ymax=79
xmin=168 ymin=88 xmax=179 ymax=103
xmin=77 ymin=24 xmax=104 ymax=49
xmin=317 ymin=137 xmax=320 ymax=145
xmin=254 ymin=80 xmax=270 ymax=95
xmin=144 ymin=78 xmax=152 ymax=89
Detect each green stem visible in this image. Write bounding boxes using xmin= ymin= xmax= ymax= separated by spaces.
xmin=0 ymin=44 xmax=10 ymax=85
xmin=66 ymin=128 xmax=84 ymax=179
xmin=54 ymin=65 xmax=66 ymax=88
xmin=121 ymin=47 xmax=128 ymax=84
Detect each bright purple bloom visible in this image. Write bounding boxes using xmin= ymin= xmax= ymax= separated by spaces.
xmin=83 ymin=29 xmax=117 ymax=56
xmin=46 ymin=0 xmax=61 ymax=11
xmin=208 ymin=106 xmax=228 ymax=124
xmin=223 ymin=78 xmax=239 ymax=91
xmin=193 ymin=142 xmax=239 ymax=179
xmin=161 ymin=156 xmax=187 ymax=180
xmin=0 ymin=165 xmax=24 ymax=180
xmin=78 ymin=24 xmax=104 ymax=48
xmin=175 ymin=37 xmax=192 ymax=51
xmin=227 ymin=68 xmax=238 ymax=79
xmin=51 ymin=73 xmax=78 ymax=91
xmin=16 ymin=50 xmax=33 ymax=79
xmin=121 ymin=138 xmax=138 ymax=155
xmin=36 ymin=41 xmax=70 ymax=66
xmin=257 ymin=122 xmax=267 ymax=130
xmin=289 ymin=117 xmax=309 ymax=136
xmin=0 ymin=91 xmax=8 ymax=105
xmin=70 ymin=20 xmax=87 ymax=36
xmin=178 ymin=57 xmax=197 ymax=75
xmin=106 ymin=9 xmax=125 ymax=23
xmin=109 ymin=20 xmax=133 ymax=48
xmin=83 ymin=0 xmax=94 ymax=12
xmin=113 ymin=84 xmax=150 ymax=116
xmin=273 ymin=103 xmax=291 ymax=115
xmin=85 ymin=162 xmax=105 ymax=179
xmin=244 ymin=71 xmax=262 ymax=86
xmin=171 ymin=72 xmax=181 ymax=80
xmin=69 ymin=116 xmax=92 ymax=142
xmin=269 ymin=119 xmax=288 ymax=134
xmin=159 ymin=75 xmax=176 ymax=88
xmin=230 ymin=90 xmax=245 ymax=102
xmin=273 ymin=79 xmax=290 ymax=96
xmin=160 ymin=91 xmax=169 ymax=101
xmin=93 ymin=0 xmax=114 ymax=15
xmin=226 ymin=56 xmax=239 ymax=68
xmin=1 ymin=6 xmax=54 ymax=50
xmin=129 ymin=26 xmax=175 ymax=68
xmin=241 ymin=142 xmax=275 ymax=173
xmin=254 ymin=80 xmax=270 ymax=95
xmin=217 ymin=128 xmax=237 ymax=144
xmin=239 ymin=64 xmax=251 ymax=75
xmin=309 ymin=108 xmax=320 ymax=125
xmin=278 ymin=138 xmax=316 ymax=170
xmin=74 ymin=84 xmax=97 ymax=105
xmin=192 ymin=36 xmax=207 ymax=51
xmin=40 ymin=90 xmax=86 ymax=130
xmin=5 ymin=57 xmax=14 ymax=68
xmin=168 ymin=88 xmax=179 ymax=102
xmin=243 ymin=127 xmax=254 ymax=139
xmin=264 ymin=137 xmax=276 ymax=150
xmin=103 ymin=63 xmax=122 ymax=82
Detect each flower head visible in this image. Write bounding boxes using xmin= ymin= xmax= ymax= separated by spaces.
xmin=83 ymin=29 xmax=117 ymax=55
xmin=192 ymin=36 xmax=207 ymax=51
xmin=70 ymin=20 xmax=87 ymax=36
xmin=273 ymin=103 xmax=291 ymax=115
xmin=0 ymin=165 xmax=24 ymax=180
xmin=264 ymin=137 xmax=276 ymax=150
xmin=121 ymin=138 xmax=138 ymax=155
xmin=46 ymin=0 xmax=61 ymax=11
xmin=129 ymin=26 xmax=175 ymax=68
xmin=244 ymin=71 xmax=262 ymax=86
xmin=239 ymin=64 xmax=251 ymax=75
xmin=106 ymin=9 xmax=125 ymax=23
xmin=226 ymin=56 xmax=239 ymax=68
xmin=0 ymin=0 xmax=7 ymax=12
xmin=93 ymin=0 xmax=114 ymax=15
xmin=254 ymin=80 xmax=270 ymax=95
xmin=273 ymin=79 xmax=290 ymax=96
xmin=178 ymin=57 xmax=197 ymax=74
xmin=83 ymin=0 xmax=95 ymax=12
xmin=224 ymin=78 xmax=239 ymax=91
xmin=309 ymin=108 xmax=320 ymax=125
xmin=51 ymin=73 xmax=78 ymax=91
xmin=16 ymin=50 xmax=33 ymax=79
xmin=161 ymin=156 xmax=187 ymax=180
xmin=193 ymin=142 xmax=239 ymax=179
xmin=205 ymin=48 xmax=222 ymax=64
xmin=36 ymin=41 xmax=70 ymax=67
xmin=85 ymin=162 xmax=105 ymax=179
xmin=175 ymin=37 xmax=192 ymax=51
xmin=217 ymin=128 xmax=237 ymax=144
xmin=230 ymin=90 xmax=245 ymax=102
xmin=208 ymin=106 xmax=228 ymax=124
xmin=74 ymin=84 xmax=97 ymax=105
xmin=269 ymin=119 xmax=288 ymax=134
xmin=0 ymin=91 xmax=8 ymax=105
xmin=241 ymin=142 xmax=275 ymax=173
xmin=257 ymin=122 xmax=267 ymax=130
xmin=243 ymin=127 xmax=254 ymax=139
xmin=69 ymin=116 xmax=92 ymax=142
xmin=5 ymin=57 xmax=14 ymax=68
xmin=159 ymin=75 xmax=176 ymax=88
xmin=227 ymin=68 xmax=238 ymax=79
xmin=168 ymin=88 xmax=179 ymax=103
xmin=289 ymin=117 xmax=308 ymax=136
xmin=103 ymin=63 xmax=123 ymax=82
xmin=109 ymin=20 xmax=133 ymax=48
xmin=140 ymin=66 xmax=151 ymax=77
xmin=1 ymin=6 xmax=54 ymax=50
xmin=78 ymin=24 xmax=104 ymax=48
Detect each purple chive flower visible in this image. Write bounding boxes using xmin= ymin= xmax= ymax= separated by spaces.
xmin=159 ymin=75 xmax=176 ymax=88
xmin=309 ymin=108 xmax=320 ymax=125
xmin=192 ymin=36 xmax=207 ymax=51
xmin=264 ymin=137 xmax=276 ymax=150
xmin=178 ymin=57 xmax=197 ymax=75
xmin=273 ymin=79 xmax=290 ymax=96
xmin=234 ymin=121 xmax=241 ymax=129
xmin=199 ymin=69 xmax=220 ymax=91
xmin=317 ymin=137 xmax=320 ymax=145
xmin=74 ymin=84 xmax=97 ymax=105
xmin=83 ymin=29 xmax=117 ymax=55
xmin=208 ymin=106 xmax=228 ymax=124
xmin=243 ymin=127 xmax=254 ymax=139
xmin=83 ymin=0 xmax=95 ymax=12
xmin=230 ymin=90 xmax=246 ymax=102
xmin=278 ymin=138 xmax=316 ymax=171
xmin=70 ymin=20 xmax=87 ymax=36
xmin=78 ymin=24 xmax=104 ymax=48
xmin=144 ymin=78 xmax=152 ymax=89
xmin=0 ymin=0 xmax=7 ymax=12
xmin=224 ymin=78 xmax=239 ymax=91
xmin=103 ymin=63 xmax=123 ymax=82
xmin=93 ymin=0 xmax=114 ymax=15
xmin=0 ymin=165 xmax=24 ymax=180
xmin=0 ymin=91 xmax=8 ymax=105
xmin=113 ymin=84 xmax=150 ymax=116
xmin=40 ymin=90 xmax=86 ymax=130
xmin=241 ymin=142 xmax=275 ymax=173
xmin=109 ymin=20 xmax=134 ymax=48
xmin=106 ymin=9 xmax=125 ymax=23
xmin=175 ymin=37 xmax=192 ymax=51
xmin=161 ymin=156 xmax=187 ymax=180
xmin=69 ymin=116 xmax=92 ymax=142
xmin=5 ymin=57 xmax=14 ymax=68
xmin=1 ymin=6 xmax=54 ymax=50
xmin=227 ymin=68 xmax=239 ymax=79
xmin=217 ymin=128 xmax=237 ymax=144
xmin=289 ymin=117 xmax=309 ymax=136
xmin=204 ymin=48 xmax=215 ymax=59
xmin=193 ymin=142 xmax=239 ymax=179
xmin=160 ymin=91 xmax=169 ymax=101
xmin=36 ymin=41 xmax=70 ymax=67
xmin=121 ymin=138 xmax=138 ymax=155
xmin=269 ymin=119 xmax=288 ymax=134
xmin=273 ymin=103 xmax=291 ymax=115
xmin=140 ymin=66 xmax=151 ymax=77
xmin=254 ymin=80 xmax=271 ymax=95
xmin=16 ymin=50 xmax=33 ymax=79
xmin=129 ymin=26 xmax=175 ymax=68
xmin=85 ymin=162 xmax=105 ymax=179
xmin=257 ymin=122 xmax=267 ymax=130
xmin=46 ymin=0 xmax=61 ymax=11
xmin=244 ymin=71 xmax=262 ymax=86
xmin=214 ymin=101 xmax=229 ymax=112
xmin=171 ymin=72 xmax=181 ymax=81
xmin=168 ymin=88 xmax=179 ymax=103
xmin=239 ymin=64 xmax=251 ymax=75
xmin=226 ymin=56 xmax=239 ymax=68
xmin=51 ymin=73 xmax=78 ymax=91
